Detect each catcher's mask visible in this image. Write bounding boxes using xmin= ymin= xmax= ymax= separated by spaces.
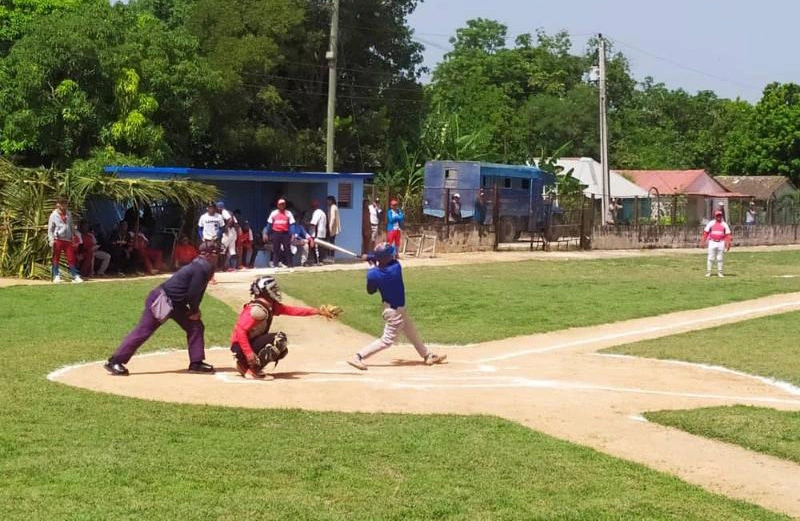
xmin=250 ymin=276 xmax=281 ymax=302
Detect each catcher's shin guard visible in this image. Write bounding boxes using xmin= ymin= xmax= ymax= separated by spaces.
xmin=257 ymin=332 xmax=289 ymax=369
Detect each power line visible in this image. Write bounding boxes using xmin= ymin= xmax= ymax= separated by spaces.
xmin=609 ymin=36 xmax=762 ymax=93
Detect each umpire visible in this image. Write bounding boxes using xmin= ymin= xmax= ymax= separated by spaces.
xmin=104 ymin=242 xmax=219 ymax=376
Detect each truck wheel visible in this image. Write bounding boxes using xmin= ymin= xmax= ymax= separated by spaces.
xmin=498 ymin=217 xmax=517 ymax=242
xmin=544 ymin=214 xmax=562 ymax=242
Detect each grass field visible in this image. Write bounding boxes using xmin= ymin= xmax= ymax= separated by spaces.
xmin=280 ymin=250 xmax=800 ymax=344
xmin=0 ymin=280 xmax=791 ymax=520
xmin=646 ymin=406 xmax=800 ymax=466
xmin=606 ymin=309 xmax=800 ymax=469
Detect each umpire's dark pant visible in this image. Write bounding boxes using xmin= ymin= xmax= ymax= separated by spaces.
xmin=270 ymin=232 xmax=292 ymax=267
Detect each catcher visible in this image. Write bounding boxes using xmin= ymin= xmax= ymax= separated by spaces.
xmin=230 ymin=276 xmax=342 ymax=378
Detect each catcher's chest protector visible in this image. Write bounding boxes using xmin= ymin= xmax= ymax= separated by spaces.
xmin=246 ymin=300 xmax=274 ymax=339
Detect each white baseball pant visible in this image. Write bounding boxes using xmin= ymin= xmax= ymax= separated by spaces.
xmin=357 ymin=304 xmax=430 ymax=360
xmin=707 ymin=240 xmax=725 ymax=274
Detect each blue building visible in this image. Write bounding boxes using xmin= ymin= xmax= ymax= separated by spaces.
xmin=99 ymin=166 xmax=373 ymax=260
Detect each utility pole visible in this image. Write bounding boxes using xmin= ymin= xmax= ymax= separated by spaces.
xmin=325 ymin=0 xmax=340 ymax=173
xmin=598 ymin=34 xmax=611 ymax=225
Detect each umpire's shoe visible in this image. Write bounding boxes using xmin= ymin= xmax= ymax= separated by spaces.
xmin=104 ymin=359 xmax=129 ymax=376
xmin=188 ymin=361 xmax=215 ymax=373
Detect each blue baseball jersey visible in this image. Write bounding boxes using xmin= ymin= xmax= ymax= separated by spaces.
xmin=366 ymin=259 xmax=405 ymax=308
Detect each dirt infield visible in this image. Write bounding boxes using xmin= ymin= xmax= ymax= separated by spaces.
xmin=50 ymin=273 xmax=800 ymax=517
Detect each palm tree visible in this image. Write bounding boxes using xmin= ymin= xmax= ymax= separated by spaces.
xmin=0 ymin=158 xmax=217 ymax=279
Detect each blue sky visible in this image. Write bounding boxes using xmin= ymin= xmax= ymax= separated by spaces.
xmin=408 ymin=0 xmax=799 ymax=102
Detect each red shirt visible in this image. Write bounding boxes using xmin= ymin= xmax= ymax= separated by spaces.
xmin=174 ymin=244 xmax=198 ymax=265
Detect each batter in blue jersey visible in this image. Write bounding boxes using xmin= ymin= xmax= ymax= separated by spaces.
xmin=347 ymin=242 xmax=447 ymax=370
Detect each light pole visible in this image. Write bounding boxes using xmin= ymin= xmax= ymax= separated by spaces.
xmin=325 ymin=0 xmax=340 ymax=173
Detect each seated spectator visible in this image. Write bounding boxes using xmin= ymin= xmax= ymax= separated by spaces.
xmin=130 ymin=225 xmax=163 ymax=275
xmin=172 ymin=235 xmax=198 ymax=270
xmin=78 ymin=221 xmax=110 ymax=277
xmin=236 ymin=220 xmax=254 ymax=269
xmin=292 ymin=219 xmax=314 ymax=267
xmin=110 ymin=221 xmax=134 ymax=274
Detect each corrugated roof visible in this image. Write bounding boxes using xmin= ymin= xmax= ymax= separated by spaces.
xmin=619 ymin=169 xmax=741 ymax=197
xmin=104 ymin=166 xmax=374 ymax=181
xmin=714 ymin=176 xmax=796 ymax=200
xmin=555 ymin=158 xmax=650 ymax=198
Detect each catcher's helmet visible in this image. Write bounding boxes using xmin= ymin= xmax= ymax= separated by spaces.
xmin=250 ymin=276 xmax=281 ymax=301
xmin=374 ymin=242 xmax=396 ymax=259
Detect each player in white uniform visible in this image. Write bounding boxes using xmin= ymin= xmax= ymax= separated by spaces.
xmin=701 ymin=210 xmax=732 ymax=277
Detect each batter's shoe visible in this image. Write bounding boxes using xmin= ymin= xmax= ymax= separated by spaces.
xmin=347 ymin=354 xmax=368 ymax=371
xmin=188 ymin=361 xmax=215 ymax=373
xmin=718 ymin=272 xmax=724 ymax=278
xmin=704 ymin=272 xmax=711 ymax=277
xmin=104 ymin=360 xmax=129 ymax=376
xmin=424 ymin=353 xmax=447 ymax=366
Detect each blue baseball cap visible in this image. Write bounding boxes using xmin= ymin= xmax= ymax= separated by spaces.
xmin=216 ymin=201 xmax=225 ymax=208
xmin=374 ymin=242 xmax=396 ymax=259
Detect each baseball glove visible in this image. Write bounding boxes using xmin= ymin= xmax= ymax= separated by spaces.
xmin=318 ymin=304 xmax=343 ymax=320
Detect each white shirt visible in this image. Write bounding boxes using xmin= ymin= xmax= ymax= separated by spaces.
xmin=198 ymin=212 xmax=225 ymax=241
xmin=328 ymin=204 xmax=341 ymax=236
xmin=310 ymin=208 xmax=327 ymax=239
xmin=368 ymin=203 xmax=381 ymax=226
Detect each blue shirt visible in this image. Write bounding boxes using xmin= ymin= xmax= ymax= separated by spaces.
xmin=386 ymin=209 xmax=404 ymax=231
xmin=366 ymin=260 xmax=405 ymax=308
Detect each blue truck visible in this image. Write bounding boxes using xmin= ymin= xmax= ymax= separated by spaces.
xmin=422 ymin=161 xmax=561 ymax=242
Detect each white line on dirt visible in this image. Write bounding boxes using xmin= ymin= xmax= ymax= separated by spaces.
xmin=596 ymin=353 xmax=800 ymax=396
xmin=477 ymin=300 xmax=800 ymax=363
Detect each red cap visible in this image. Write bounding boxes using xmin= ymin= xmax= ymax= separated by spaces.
xmin=390 ymin=199 xmax=398 ymax=206
xmin=715 ymin=210 xmax=723 ymax=216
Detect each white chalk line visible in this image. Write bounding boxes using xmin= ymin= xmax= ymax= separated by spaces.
xmin=596 ymin=353 xmax=800 ymax=396
xmin=477 ymin=300 xmax=800 ymax=363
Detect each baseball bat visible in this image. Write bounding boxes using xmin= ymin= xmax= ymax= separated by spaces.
xmin=313 ymin=238 xmax=359 ymax=258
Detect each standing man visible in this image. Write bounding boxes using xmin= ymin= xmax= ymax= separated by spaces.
xmin=309 ymin=199 xmax=327 ymax=265
xmin=266 ymin=198 xmax=295 ymax=268
xmin=448 ymin=193 xmax=462 ymax=223
xmin=47 ymin=198 xmax=82 ymax=284
xmin=198 ymin=202 xmax=225 ymax=248
xmin=474 ymin=189 xmax=487 ymax=226
xmin=368 ymin=197 xmax=383 ymax=249
xmin=326 ymin=196 xmax=341 ymax=263
xmin=701 ymin=210 xmax=732 ymax=278
xmin=104 ymin=242 xmax=219 ymax=376
xmin=347 ymin=242 xmax=446 ymax=371
xmin=386 ymin=199 xmax=405 ymax=251
xmin=746 ymin=202 xmax=757 ymax=226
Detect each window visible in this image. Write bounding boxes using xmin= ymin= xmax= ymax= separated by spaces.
xmin=521 ymin=179 xmax=531 ymax=190
xmin=337 ymin=183 xmax=352 ymax=209
xmin=503 ymin=177 xmax=511 ymax=188
xmin=444 ymin=168 xmax=459 ymax=189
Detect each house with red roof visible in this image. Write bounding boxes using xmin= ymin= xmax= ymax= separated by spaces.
xmin=619 ymin=169 xmax=748 ymax=224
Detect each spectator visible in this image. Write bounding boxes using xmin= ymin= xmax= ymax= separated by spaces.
xmin=746 ymin=202 xmax=757 ymax=225
xmin=236 ymin=220 xmax=254 ymax=269
xmin=607 ymin=199 xmax=621 ymax=225
xmin=386 ymin=199 xmax=405 ymax=252
xmin=309 ymin=199 xmax=327 ymax=265
xmin=110 ymin=220 xmax=134 ymax=274
xmin=47 ymin=198 xmax=82 ymax=284
xmin=130 ymin=225 xmax=162 ymax=275
xmin=326 ymin=196 xmax=341 ymax=263
xmin=266 ymin=198 xmax=295 ymax=268
xmin=78 ymin=221 xmax=110 ymax=277
xmin=173 ymin=235 xmax=198 ymax=270
xmin=474 ymin=188 xmax=487 ymax=225
xmin=292 ymin=219 xmax=314 ymax=267
xmin=368 ymin=197 xmax=383 ymax=248
xmin=448 ymin=193 xmax=462 ymax=223
xmin=221 ymin=219 xmax=238 ymax=271
xmin=716 ymin=201 xmax=726 ymax=221
xmin=198 ymin=202 xmax=225 ymax=247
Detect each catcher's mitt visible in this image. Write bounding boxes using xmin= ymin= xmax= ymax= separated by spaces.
xmin=318 ymin=304 xmax=343 ymax=320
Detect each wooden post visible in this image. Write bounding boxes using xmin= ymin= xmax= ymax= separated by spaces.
xmin=492 ymin=185 xmax=500 ymax=251
xmin=444 ymin=187 xmax=450 ymax=239
xmin=634 ymin=196 xmax=639 ymax=227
